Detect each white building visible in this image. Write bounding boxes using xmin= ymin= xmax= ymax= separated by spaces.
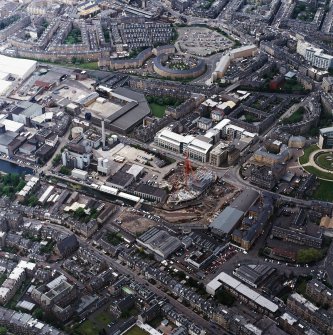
xmin=154 ymin=128 xmax=194 ymax=153
xmin=0 ymin=55 xmax=37 ymax=81
xmin=185 ymin=139 xmax=213 ymax=163
xmin=297 ymin=40 xmax=333 ymax=70
xmin=72 ymin=168 xmax=88 ymax=180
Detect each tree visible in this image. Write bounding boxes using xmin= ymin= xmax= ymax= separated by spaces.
xmin=27 ymin=195 xmax=38 ymax=207
xmin=74 ymin=207 xmax=86 ymax=220
xmin=216 ymin=289 xmax=235 ymax=307
xmin=33 ymin=308 xmax=44 ymax=320
xmin=52 ymin=154 xmax=61 ymax=166
xmin=297 ymin=248 xmax=323 ymax=264
xmin=0 ymin=327 xmax=6 ymax=335
xmin=60 ymin=166 xmax=71 ymax=175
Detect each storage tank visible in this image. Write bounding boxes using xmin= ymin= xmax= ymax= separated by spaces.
xmin=111 ymin=134 xmax=118 ymax=142
xmin=71 ymin=126 xmax=83 ymax=139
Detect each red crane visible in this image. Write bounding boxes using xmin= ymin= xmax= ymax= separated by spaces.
xmin=184 ymin=151 xmax=194 ymax=188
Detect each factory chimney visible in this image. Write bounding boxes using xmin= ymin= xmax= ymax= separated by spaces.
xmin=101 ymin=119 xmax=106 ymax=148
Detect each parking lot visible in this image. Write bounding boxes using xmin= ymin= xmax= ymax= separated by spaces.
xmin=176 ymin=27 xmax=234 ymax=57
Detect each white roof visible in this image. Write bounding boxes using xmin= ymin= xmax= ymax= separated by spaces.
xmin=215 ymin=55 xmax=230 ymax=73
xmin=0 ymin=71 xmax=9 ymax=80
xmin=226 ymin=124 xmax=244 ymax=133
xmin=242 ymin=131 xmax=257 ymax=138
xmin=126 ymin=164 xmax=144 ymax=177
xmin=213 ymin=118 xmax=231 ymax=131
xmin=17 ymin=260 xmax=36 ymax=271
xmin=157 ymin=129 xmax=194 ymax=146
xmin=0 ymin=80 xmax=13 ymax=95
xmin=32 ymin=112 xmax=53 ymax=124
xmin=0 ymin=55 xmax=36 ymax=79
xmin=16 ymin=300 xmax=35 ymax=311
xmin=204 ymin=128 xmax=219 ymax=138
xmin=207 ymin=272 xmax=278 ymax=313
xmin=72 ymin=168 xmax=88 ymax=176
xmin=46 ymin=274 xmax=67 ymax=290
xmin=0 ymin=119 xmax=24 ymax=132
xmin=203 ymin=99 xmax=218 ymax=107
xmin=217 ymin=272 xmax=240 ymax=288
xmin=187 ymin=139 xmax=213 ymax=154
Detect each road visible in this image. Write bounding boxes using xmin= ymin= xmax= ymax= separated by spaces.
xmin=42 ymin=222 xmax=223 ymax=334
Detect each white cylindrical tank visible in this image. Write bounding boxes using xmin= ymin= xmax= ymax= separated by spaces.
xmin=103 ymin=158 xmax=109 ymax=167
xmin=71 ymin=126 xmax=83 ymax=139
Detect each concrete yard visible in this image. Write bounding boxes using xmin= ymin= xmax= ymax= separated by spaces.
xmin=176 ymin=27 xmax=234 ymax=57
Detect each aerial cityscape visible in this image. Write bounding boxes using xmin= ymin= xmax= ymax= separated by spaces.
xmin=0 ymin=0 xmax=332 ymax=334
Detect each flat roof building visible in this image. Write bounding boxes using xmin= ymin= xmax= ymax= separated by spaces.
xmin=319 ymin=126 xmax=333 ymax=149
xmin=206 ymin=272 xmax=278 ymax=315
xmin=137 ymin=227 xmax=182 ymax=260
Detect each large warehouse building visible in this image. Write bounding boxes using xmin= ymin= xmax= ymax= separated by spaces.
xmin=0 ymin=55 xmax=37 ymax=95
xmin=209 ymin=189 xmax=259 ymax=235
xmin=0 ymin=55 xmax=37 ymax=81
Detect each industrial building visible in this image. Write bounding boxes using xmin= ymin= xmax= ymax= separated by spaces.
xmin=137 ymin=227 xmax=182 ymax=260
xmin=0 ymin=55 xmax=37 ymax=81
xmin=210 ymin=189 xmax=259 ymax=235
xmin=134 ymin=184 xmax=168 ymax=203
xmin=103 ymin=87 xmax=150 ymax=134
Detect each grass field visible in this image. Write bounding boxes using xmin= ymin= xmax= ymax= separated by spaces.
xmin=77 ymin=320 xmax=98 ymax=335
xmin=304 ymin=166 xmax=333 ymax=181
xmin=124 ymin=325 xmax=149 ymax=335
xmin=299 ymin=144 xmax=318 ymax=165
xmin=315 ymin=152 xmax=333 ymax=171
xmin=75 ymin=310 xmax=113 ymax=335
xmin=75 ymin=62 xmax=99 ymax=70
xmin=312 ymin=179 xmax=333 ymax=202
xmin=94 ymin=311 xmax=113 ymax=326
xmin=149 ymin=103 xmax=167 ymax=118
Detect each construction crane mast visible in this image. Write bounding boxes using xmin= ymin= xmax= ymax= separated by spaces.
xmin=184 ymin=152 xmax=194 ymax=188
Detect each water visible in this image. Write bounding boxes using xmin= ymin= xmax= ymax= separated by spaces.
xmin=0 ymin=159 xmax=34 ymax=175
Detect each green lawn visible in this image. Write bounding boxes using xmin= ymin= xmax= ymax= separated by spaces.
xmin=299 ymin=144 xmax=318 ymax=165
xmin=149 ymin=103 xmax=167 ymax=118
xmin=94 ymin=311 xmax=113 ymax=326
xmin=304 ymin=166 xmax=333 ymax=181
xmin=75 ymin=62 xmax=99 ymax=70
xmin=281 ymin=107 xmax=305 ymax=125
xmin=64 ymin=28 xmax=82 ymax=45
xmin=124 ymin=325 xmax=149 ymax=335
xmin=312 ymin=179 xmax=333 ymax=202
xmin=74 ymin=310 xmax=113 ymax=335
xmin=315 ymin=152 xmax=333 ymax=171
xmin=77 ymin=320 xmax=98 ymax=335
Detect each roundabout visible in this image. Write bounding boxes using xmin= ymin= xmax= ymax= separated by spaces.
xmin=299 ymin=147 xmax=333 ymax=202
xmin=315 ymin=152 xmax=333 ymax=171
xmin=300 ymin=147 xmax=333 ymax=180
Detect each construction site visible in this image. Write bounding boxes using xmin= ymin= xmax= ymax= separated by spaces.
xmin=152 ymin=156 xmax=239 ymax=225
